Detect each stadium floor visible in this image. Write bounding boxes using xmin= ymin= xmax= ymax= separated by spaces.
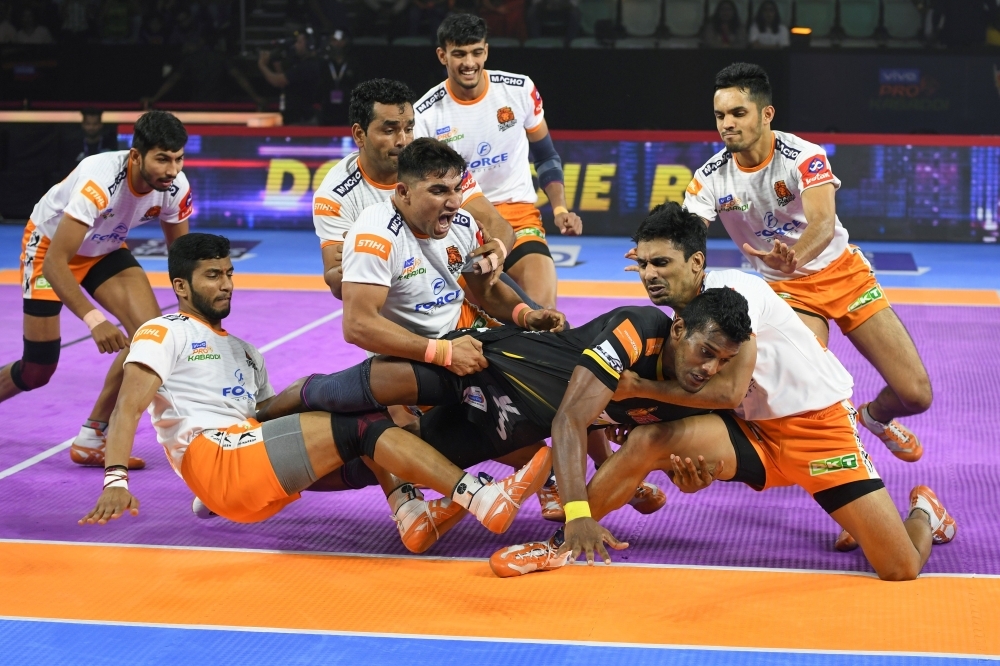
xmin=1 ymin=226 xmax=999 ymax=664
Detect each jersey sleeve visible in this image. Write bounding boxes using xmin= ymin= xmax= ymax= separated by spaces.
xmin=794 ymin=147 xmax=841 ymax=192
xmin=577 ymin=308 xmax=655 ymax=392
xmin=459 ymin=169 xmax=484 ymax=205
xmin=249 ymin=345 xmax=275 ymax=404
xmin=62 ymin=177 xmax=111 ymax=226
xmin=341 ymin=225 xmax=397 ymax=287
xmin=522 ymin=76 xmax=545 ymax=132
xmin=683 ymin=173 xmax=717 ymax=222
xmin=159 ymin=175 xmax=194 ymax=224
xmin=452 ymin=211 xmax=482 ymax=274
xmin=313 ymin=188 xmax=354 ymax=246
xmin=124 ymin=319 xmax=183 ymax=383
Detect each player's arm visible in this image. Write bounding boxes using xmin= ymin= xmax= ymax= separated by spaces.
xmin=44 ymin=213 xmax=129 ymax=353
xmin=462 ymin=194 xmax=515 ymax=262
xmin=463 ymin=270 xmax=565 ymax=331
xmin=257 ymin=50 xmax=288 ymax=88
xmin=615 ymin=335 xmax=757 ymax=409
xmin=527 ymin=120 xmax=581 ymax=236
xmin=791 ymin=183 xmax=837 ymax=267
xmin=160 ymin=218 xmax=189 ymax=246
xmin=79 ymin=362 xmax=161 ymax=525
xmin=321 ymin=241 xmax=344 ymax=299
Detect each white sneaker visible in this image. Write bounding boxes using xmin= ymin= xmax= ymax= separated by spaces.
xmin=192 ymin=497 xmax=217 ymax=519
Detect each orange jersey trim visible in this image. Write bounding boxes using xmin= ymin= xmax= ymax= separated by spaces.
xmin=525 ymin=122 xmax=546 ymax=135
xmin=320 ymin=239 xmax=344 ymax=249
xmin=734 ymin=137 xmax=776 ymax=173
xmin=357 ymin=160 xmax=396 ymax=191
xmin=445 ymin=76 xmax=490 ymax=106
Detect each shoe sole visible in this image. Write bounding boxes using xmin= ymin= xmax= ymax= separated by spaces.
xmin=70 ymin=446 xmax=146 ymax=470
xmin=487 ymin=448 xmax=553 ymax=534
xmin=891 ymin=443 xmax=923 ymax=463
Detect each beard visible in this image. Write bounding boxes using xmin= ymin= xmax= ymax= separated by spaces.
xmin=138 ymin=162 xmax=172 ymax=192
xmin=191 ymin=288 xmax=231 ymax=321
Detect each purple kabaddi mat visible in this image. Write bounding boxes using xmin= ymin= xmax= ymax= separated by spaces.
xmin=1 ymin=284 xmax=998 ymax=575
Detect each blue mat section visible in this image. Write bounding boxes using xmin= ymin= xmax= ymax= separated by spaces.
xmin=0 ymin=619 xmax=992 ymax=666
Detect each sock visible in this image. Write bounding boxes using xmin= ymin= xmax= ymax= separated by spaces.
xmin=85 ymin=420 xmax=108 ymax=432
xmin=862 ymin=405 xmax=887 ymax=430
xmin=388 ymin=483 xmax=425 ymax=532
xmin=451 ymin=473 xmax=488 ymax=512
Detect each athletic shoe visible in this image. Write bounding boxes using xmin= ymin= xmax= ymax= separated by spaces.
xmin=395 ymin=495 xmax=468 ymax=554
xmin=70 ymin=424 xmax=145 ymax=469
xmin=537 ymin=479 xmax=565 ymax=522
xmin=629 ymin=481 xmax=667 ymax=515
xmin=909 ymin=485 xmax=956 ymax=544
xmin=192 ymin=496 xmax=217 ymax=519
xmin=490 ymin=531 xmax=569 ymax=578
xmin=858 ymin=403 xmax=922 ymax=462
xmin=474 ymin=446 xmax=552 ymax=534
xmin=834 ymin=529 xmax=859 ymax=552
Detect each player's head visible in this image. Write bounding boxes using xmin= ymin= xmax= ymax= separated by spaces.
xmin=395 ymin=138 xmax=467 ymax=239
xmin=130 ymin=110 xmax=187 ymax=192
xmin=633 ymin=202 xmax=708 ymax=310
xmin=168 ymin=233 xmax=233 ymax=322
xmin=81 ymin=108 xmax=103 ymax=139
xmin=349 ymin=79 xmax=415 ymax=174
xmin=713 ymin=62 xmax=774 ymax=153
xmin=436 ymin=14 xmax=488 ymax=91
xmin=667 ymin=288 xmax=752 ymax=392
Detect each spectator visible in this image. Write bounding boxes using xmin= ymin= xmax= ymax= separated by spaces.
xmin=358 ymin=0 xmax=409 ymax=38
xmin=99 ymin=0 xmax=134 ymax=43
xmin=928 ymin=0 xmax=989 ymax=49
xmin=257 ymin=27 xmax=327 ymax=124
xmin=138 ymin=12 xmax=168 ymax=44
xmin=59 ymin=0 xmax=95 ymax=45
xmin=16 ymin=7 xmax=56 ymax=43
xmin=64 ymin=108 xmax=118 ymax=168
xmin=749 ymin=0 xmax=788 ymax=48
xmin=168 ymin=5 xmax=202 ymax=45
xmin=527 ymin=0 xmax=580 ymax=40
xmin=703 ymin=0 xmax=746 ymax=48
xmin=481 ymin=0 xmax=527 ymax=40
xmin=145 ymin=32 xmax=266 ymax=107
xmin=409 ymin=0 xmax=448 ymax=36
xmin=303 ymin=0 xmax=352 ymax=33
xmin=0 ymin=3 xmax=16 ymax=43
xmin=320 ymin=28 xmax=356 ymax=125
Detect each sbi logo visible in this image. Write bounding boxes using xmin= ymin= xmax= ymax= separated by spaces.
xmin=477 ymin=142 xmax=491 ymax=156
xmin=432 ymin=277 xmax=446 ymax=295
xmin=469 ymin=153 xmax=508 ymax=169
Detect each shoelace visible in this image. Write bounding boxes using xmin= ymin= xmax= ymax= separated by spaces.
xmin=884 ymin=421 xmax=911 ymax=445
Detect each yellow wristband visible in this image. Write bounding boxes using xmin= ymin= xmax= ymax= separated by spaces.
xmin=552 ymin=206 xmax=569 ymax=216
xmin=563 ymin=500 xmax=592 ymax=522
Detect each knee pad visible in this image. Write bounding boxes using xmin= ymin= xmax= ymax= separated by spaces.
xmin=330 ymin=411 xmax=398 ymax=463
xmin=301 ymin=358 xmax=384 ymax=413
xmin=339 ymin=458 xmax=379 ymax=490
xmin=10 ymin=338 xmax=60 ymax=391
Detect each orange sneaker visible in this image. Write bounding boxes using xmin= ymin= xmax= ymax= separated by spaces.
xmin=629 ymin=481 xmax=666 ymax=514
xmin=858 ymin=403 xmax=922 ymax=463
xmin=395 ymin=495 xmax=468 ymax=554
xmin=909 ymin=485 xmax=956 ymax=544
xmin=537 ymin=478 xmax=565 ymax=522
xmin=473 ymin=446 xmax=552 ymax=534
xmin=834 ymin=529 xmax=859 ymax=552
xmin=70 ymin=424 xmax=145 ymax=469
xmin=490 ymin=532 xmax=569 ymax=578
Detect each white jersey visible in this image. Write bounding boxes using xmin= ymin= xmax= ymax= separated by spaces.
xmin=684 ymin=131 xmax=848 ymax=281
xmin=341 ymin=199 xmax=481 ymax=339
xmin=704 ymin=269 xmax=853 ymax=420
xmin=30 ymin=151 xmax=193 ymax=257
xmin=124 ymin=313 xmax=274 ymax=474
xmin=312 ymin=151 xmax=484 ymax=247
xmin=414 ymin=70 xmax=544 ymax=205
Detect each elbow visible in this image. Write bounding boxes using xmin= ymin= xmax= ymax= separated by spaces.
xmin=324 ymin=272 xmax=343 ymax=300
xmin=342 ymin=321 xmax=362 ymax=346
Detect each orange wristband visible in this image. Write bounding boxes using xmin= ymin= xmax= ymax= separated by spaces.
xmin=512 ymin=303 xmax=531 ymax=328
xmin=424 ymin=339 xmax=437 ymax=364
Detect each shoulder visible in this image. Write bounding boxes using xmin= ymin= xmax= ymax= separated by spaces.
xmin=774 ymin=131 xmax=824 ymax=161
xmin=229 ymin=334 xmax=265 ymax=366
xmin=321 ymin=155 xmax=364 ymax=199
xmin=696 ymin=147 xmax=734 ymax=180
xmin=487 ymin=70 xmax=531 ymax=90
xmin=415 ymin=83 xmax=448 ymax=115
xmin=614 ymin=305 xmax=671 ymax=329
xmin=133 ymin=314 xmax=191 ymax=345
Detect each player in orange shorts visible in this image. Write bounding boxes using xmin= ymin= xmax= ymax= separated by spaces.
xmin=79 ymin=233 xmax=552 ymax=549
xmin=0 ymin=110 xmax=193 ymax=469
xmin=683 ymin=63 xmax=931 ymax=491
xmin=494 ymin=204 xmax=955 ymax=581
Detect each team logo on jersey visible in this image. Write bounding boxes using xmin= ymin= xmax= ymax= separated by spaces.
xmin=188 ymin=340 xmax=221 ymax=361
xmin=314 ymin=197 xmax=341 ymax=217
xmin=773 ymin=181 xmax=796 ymax=207
xmin=612 ymin=319 xmax=641 ymax=364
xmin=490 ymin=73 xmax=525 ymax=87
xmin=531 ymin=86 xmax=543 ymax=116
xmin=81 ymin=180 xmax=108 ymax=209
xmin=462 ymin=386 xmax=488 ymax=412
xmin=134 ymin=324 xmax=168 ymax=344
xmin=398 ymin=257 xmax=426 ymax=280
xmin=433 ymin=277 xmax=446 ymax=294
xmin=355 ymin=234 xmax=391 ymax=260
xmin=799 ymin=155 xmax=834 ymax=188
xmin=416 ymin=87 xmax=446 ymax=113
xmin=446 ymin=245 xmax=464 ymax=274
xmin=100 ymin=207 xmax=115 ymax=220
xmin=387 ymin=213 xmax=404 ymax=235
xmin=497 ymin=106 xmax=517 ymax=132
xmin=140 ymin=206 xmax=162 ymax=222
xmin=775 ymin=137 xmax=800 ymax=160
xmin=627 ymin=406 xmax=661 ymax=424
xmin=686 ymin=179 xmax=702 ymax=196
xmin=718 ymin=194 xmax=749 ymax=212
xmin=435 ymin=126 xmax=464 ymax=143
xmin=333 ymin=169 xmax=363 ymax=197
xmin=477 ymin=142 xmax=491 ymax=156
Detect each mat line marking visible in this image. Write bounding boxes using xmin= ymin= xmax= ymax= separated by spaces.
xmin=0 ymin=310 xmax=343 ymax=481
xmin=2 ymin=538 xmax=996 ymax=580
xmin=1 ymin=615 xmax=996 ymax=661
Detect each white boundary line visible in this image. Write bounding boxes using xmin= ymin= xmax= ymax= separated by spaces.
xmin=0 ymin=615 xmax=996 ymax=661
xmin=2 ymin=538 xmax=998 ymax=580
xmin=0 ymin=310 xmax=343 ymax=481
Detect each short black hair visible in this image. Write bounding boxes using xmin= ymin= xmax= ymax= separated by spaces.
xmin=714 ymin=62 xmax=772 ymax=110
xmin=81 ymin=108 xmax=103 ymax=119
xmin=168 ymin=233 xmax=230 ymax=283
xmin=678 ymin=287 xmax=752 ymax=344
xmin=131 ymin=110 xmax=187 ymax=156
xmin=397 ymin=137 xmax=467 ymax=183
xmin=349 ymin=79 xmax=414 ymax=133
xmin=632 ymin=202 xmax=707 ymax=261
xmin=437 ymin=13 xmax=487 ymax=49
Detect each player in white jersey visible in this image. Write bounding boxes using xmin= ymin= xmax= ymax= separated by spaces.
xmin=683 ymin=63 xmax=932 ymax=480
xmin=493 ymin=204 xmax=955 ymax=582
xmin=413 ymin=14 xmax=583 ymax=311
xmin=80 ymin=233 xmax=553 ymax=548
xmin=0 ymin=110 xmax=193 ymax=470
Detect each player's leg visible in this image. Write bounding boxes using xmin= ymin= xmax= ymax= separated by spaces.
xmin=792 ymin=309 xmax=831 ymax=346
xmin=0 ymin=303 xmax=62 ymax=402
xmin=505 ymin=250 xmax=558 ymax=311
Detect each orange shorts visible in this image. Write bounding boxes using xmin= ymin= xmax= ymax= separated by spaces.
xmin=733 ymin=400 xmax=881 ymax=501
xmin=180 ymin=419 xmax=299 ymax=524
xmin=456 ymin=299 xmax=503 ymax=329
xmin=769 ymin=246 xmax=890 ymax=334
xmin=495 ymin=202 xmax=547 ymax=250
xmin=20 ymin=221 xmax=105 ymax=302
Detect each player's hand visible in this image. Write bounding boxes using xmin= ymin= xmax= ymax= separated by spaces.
xmin=257 ymin=50 xmax=271 ymax=67
xmin=79 ymin=487 xmax=140 ymax=525
xmin=92 ymin=320 xmax=129 ymax=354
xmin=624 ymin=247 xmax=639 ymax=273
xmin=604 ymin=424 xmax=631 ymax=445
xmin=447 ymin=335 xmax=488 ymax=376
xmin=468 ymin=229 xmax=505 ymax=287
xmin=612 ymin=370 xmax=643 ymax=401
xmin=668 ymin=454 xmax=723 ymax=494
xmin=560 ymin=517 xmax=628 ymax=565
xmin=743 ymin=240 xmax=799 ymax=274
xmin=555 ymin=210 xmax=582 ymax=236
xmin=523 ymin=308 xmax=566 ymax=332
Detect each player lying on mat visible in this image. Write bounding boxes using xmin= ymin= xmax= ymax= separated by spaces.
xmin=257 ymin=286 xmax=754 ymax=552
xmin=490 ymin=203 xmax=955 ymax=582
xmin=80 ymin=233 xmax=551 ymax=537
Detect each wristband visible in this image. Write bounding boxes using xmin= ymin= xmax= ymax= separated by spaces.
xmin=552 ymin=206 xmax=569 ymax=217
xmin=428 ymin=339 xmax=452 ymax=367
xmin=512 ymin=303 xmax=531 ymax=328
xmin=563 ymin=500 xmax=592 ymax=522
xmin=441 ymin=340 xmax=453 ymax=367
xmin=103 ymin=466 xmax=129 ymax=491
xmin=424 ymin=339 xmax=437 ymax=364
xmin=83 ymin=309 xmax=107 ymax=331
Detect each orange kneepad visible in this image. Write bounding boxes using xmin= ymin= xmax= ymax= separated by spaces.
xmin=180 ymin=419 xmax=299 ymax=523
xmin=769 ymin=246 xmax=891 ymax=334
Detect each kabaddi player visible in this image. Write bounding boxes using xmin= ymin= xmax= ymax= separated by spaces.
xmin=0 ymin=110 xmax=193 ymax=470
xmin=80 ymin=233 xmax=552 ymax=545
xmin=492 ymin=204 xmax=955 ymax=582
xmin=684 ymin=63 xmax=931 ymax=471
xmin=413 ymin=13 xmax=582 ymax=311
